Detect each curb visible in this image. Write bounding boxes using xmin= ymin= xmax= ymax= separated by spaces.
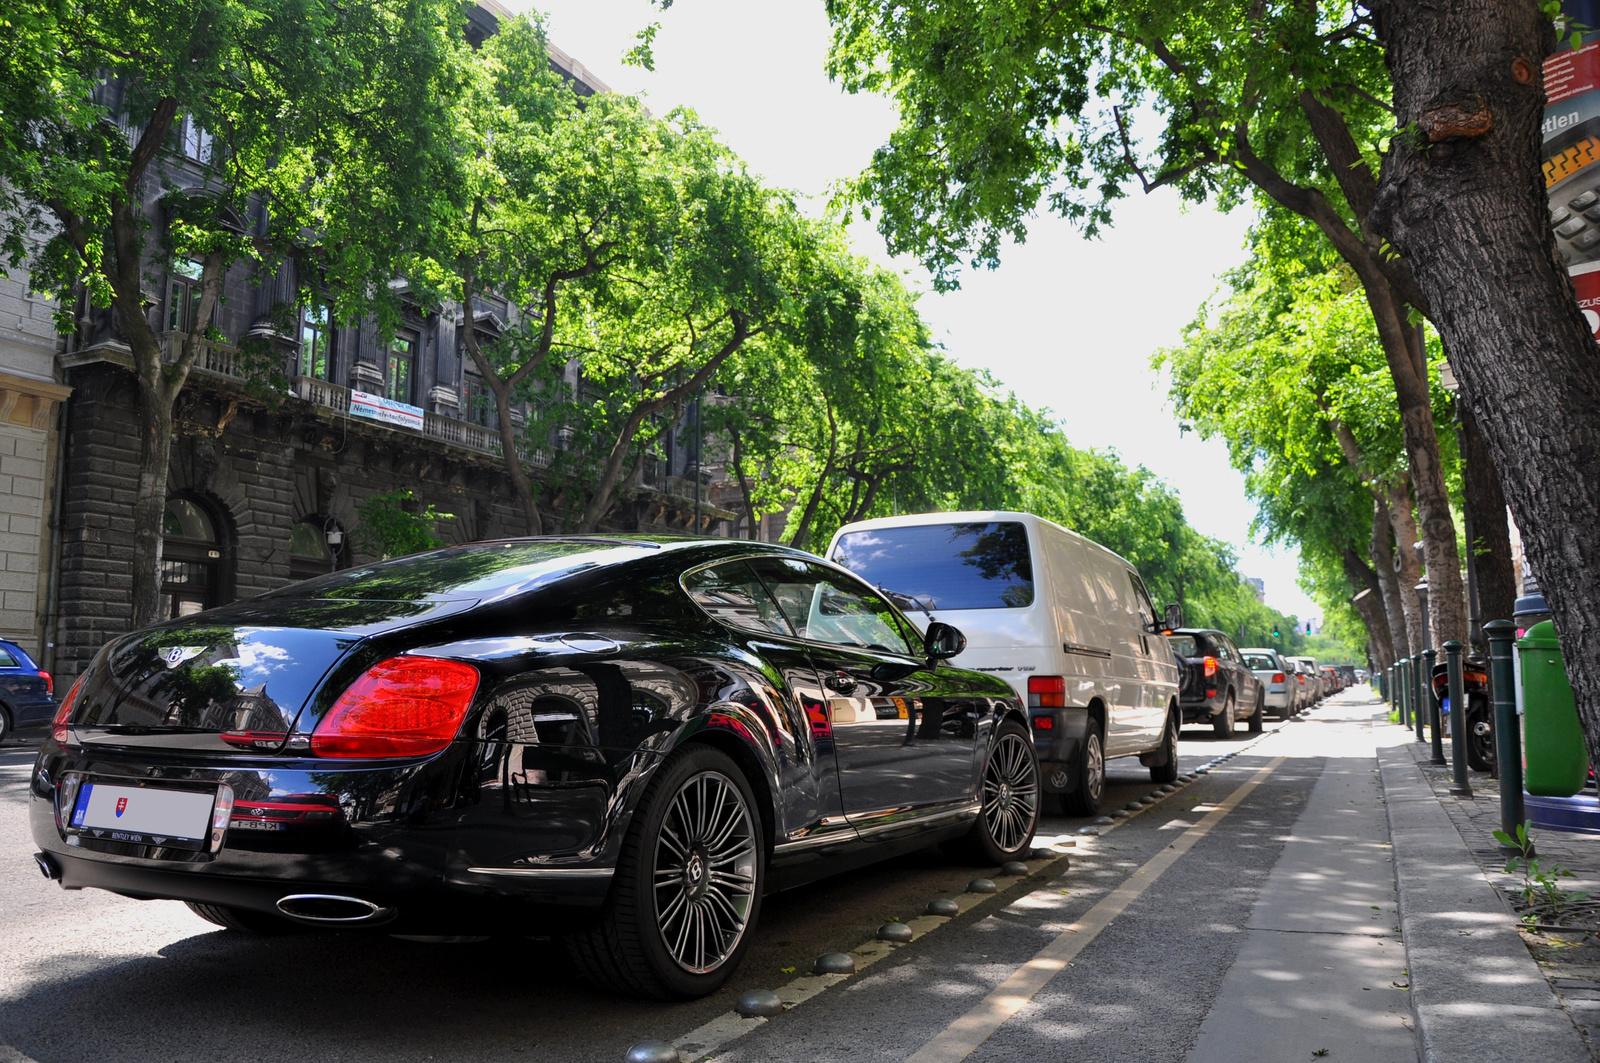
xmin=1376 ymin=736 xmax=1589 ymax=1063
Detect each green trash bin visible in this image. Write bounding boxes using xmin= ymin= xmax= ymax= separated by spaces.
xmin=1519 ymin=620 xmax=1590 ymax=797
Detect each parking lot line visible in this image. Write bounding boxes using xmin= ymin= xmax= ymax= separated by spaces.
xmin=903 ymin=757 xmax=1287 ymax=1063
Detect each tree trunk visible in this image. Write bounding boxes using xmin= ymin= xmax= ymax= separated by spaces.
xmin=1370 ymin=497 xmax=1413 ymax=661
xmin=1344 ymin=547 xmax=1396 ymax=672
xmin=1386 ymin=480 xmax=1428 ymax=655
xmin=1370 ymin=0 xmax=1600 ymax=762
xmin=1458 ymin=403 xmax=1518 ymax=630
xmin=131 ymin=365 xmax=175 ymax=626
xmin=728 ymin=426 xmax=760 ymax=539
xmin=461 ymin=281 xmax=542 ymax=536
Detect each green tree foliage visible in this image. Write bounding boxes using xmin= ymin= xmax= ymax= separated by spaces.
xmin=355 ymin=490 xmax=453 ymax=560
xmin=0 ymin=0 xmax=467 ymax=624
xmin=821 ymin=0 xmax=1469 ymax=649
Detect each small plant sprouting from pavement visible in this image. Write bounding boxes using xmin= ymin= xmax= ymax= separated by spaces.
xmin=1312 ymin=1049 xmax=1330 ymax=1058
xmin=1494 ymin=822 xmax=1590 ymax=927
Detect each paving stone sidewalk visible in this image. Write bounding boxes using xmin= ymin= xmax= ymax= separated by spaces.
xmin=1398 ymin=725 xmax=1600 ymax=1059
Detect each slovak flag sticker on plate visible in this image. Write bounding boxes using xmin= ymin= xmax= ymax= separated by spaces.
xmin=115 ymin=797 xmax=128 ymax=817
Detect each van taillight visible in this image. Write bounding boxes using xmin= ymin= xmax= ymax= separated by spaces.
xmin=311 ymin=656 xmax=480 ymax=758
xmin=1203 ymin=656 xmax=1218 ymax=678
xmin=51 ymin=674 xmax=85 ymax=744
xmin=1028 ymin=675 xmax=1066 ymax=708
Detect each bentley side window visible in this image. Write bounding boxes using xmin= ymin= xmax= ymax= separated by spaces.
xmin=747 ymin=558 xmax=917 ymax=656
xmin=682 ymin=562 xmax=795 ymax=637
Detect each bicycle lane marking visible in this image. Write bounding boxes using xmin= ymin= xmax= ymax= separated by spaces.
xmin=904 ymin=756 xmax=1288 ymax=1063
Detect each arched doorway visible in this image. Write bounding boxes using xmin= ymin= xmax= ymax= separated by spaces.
xmin=161 ymin=496 xmax=227 ymax=619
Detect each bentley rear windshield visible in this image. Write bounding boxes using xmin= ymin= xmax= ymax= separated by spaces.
xmin=831 ymin=522 xmax=1034 ymax=610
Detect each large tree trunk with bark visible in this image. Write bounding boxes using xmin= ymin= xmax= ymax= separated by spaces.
xmin=1371 ymin=0 xmax=1600 ymax=764
xmin=1458 ymin=403 xmax=1518 ymax=632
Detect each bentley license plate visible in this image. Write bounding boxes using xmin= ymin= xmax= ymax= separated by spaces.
xmin=70 ymin=781 xmax=217 ymax=850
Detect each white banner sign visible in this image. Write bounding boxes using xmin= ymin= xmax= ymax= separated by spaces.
xmin=350 ymin=390 xmax=424 ymax=432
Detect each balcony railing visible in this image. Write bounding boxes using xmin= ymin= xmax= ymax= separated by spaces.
xmin=154 ymin=332 xmax=550 ymax=468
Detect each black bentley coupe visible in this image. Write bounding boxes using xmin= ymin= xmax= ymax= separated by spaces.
xmin=30 ymin=537 xmax=1039 ymax=998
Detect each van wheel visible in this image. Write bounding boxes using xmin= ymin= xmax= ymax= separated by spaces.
xmin=1247 ymin=692 xmax=1264 ymax=733
xmin=1212 ymin=694 xmax=1235 ymax=738
xmin=1149 ymin=712 xmax=1179 ymax=784
xmin=1060 ymin=726 xmax=1105 ymax=817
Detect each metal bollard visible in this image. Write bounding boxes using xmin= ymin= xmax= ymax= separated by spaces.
xmin=1425 ymin=647 xmax=1446 ymax=765
xmin=1411 ymin=656 xmax=1426 ymax=743
xmin=1445 ymin=641 xmax=1474 ymax=797
xmin=1485 ymin=620 xmax=1526 ymax=844
xmin=1394 ymin=664 xmax=1407 ymax=726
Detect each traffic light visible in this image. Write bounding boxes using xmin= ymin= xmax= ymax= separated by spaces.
xmin=1272 ymin=627 xmax=1280 ymax=639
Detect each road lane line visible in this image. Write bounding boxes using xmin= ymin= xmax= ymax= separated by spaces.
xmin=904 ymin=757 xmax=1287 ymax=1063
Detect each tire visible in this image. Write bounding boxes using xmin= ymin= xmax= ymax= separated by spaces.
xmin=0 ymin=706 xmax=11 ymax=744
xmin=185 ymin=901 xmax=299 ymax=935
xmin=1247 ymin=691 xmax=1264 ymax=733
xmin=951 ymin=719 xmax=1040 ymax=863
xmin=1060 ymin=722 xmax=1105 ymax=817
xmin=1466 ymin=704 xmax=1496 ymax=773
xmin=565 ymin=745 xmax=763 ymax=1000
xmin=1148 ymin=711 xmax=1180 ymax=785
xmin=1212 ymin=694 xmax=1235 ymax=739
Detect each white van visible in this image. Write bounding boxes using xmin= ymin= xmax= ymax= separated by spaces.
xmin=826 ymin=511 xmax=1180 ymax=816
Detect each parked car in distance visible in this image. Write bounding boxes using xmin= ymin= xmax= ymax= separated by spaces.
xmin=1285 ymin=656 xmax=1321 ymax=703
xmin=1168 ymin=629 xmax=1267 ymax=736
xmin=827 ymin=511 xmax=1181 ymax=818
xmin=1321 ymin=665 xmax=1342 ymax=693
xmin=0 ymin=638 xmax=54 ymax=742
xmin=32 ymin=537 xmax=1040 ymax=1000
xmin=1239 ymin=647 xmax=1294 ymax=721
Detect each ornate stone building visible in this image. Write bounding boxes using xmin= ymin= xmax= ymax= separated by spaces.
xmin=3 ymin=7 xmax=746 ymax=684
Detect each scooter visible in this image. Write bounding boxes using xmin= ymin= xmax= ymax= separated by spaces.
xmin=1431 ymin=655 xmax=1494 ymax=772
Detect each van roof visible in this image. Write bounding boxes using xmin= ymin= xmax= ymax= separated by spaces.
xmin=828 ymin=510 xmax=1139 ymax=572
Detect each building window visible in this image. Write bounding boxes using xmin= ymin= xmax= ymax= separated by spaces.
xmin=180 ymin=114 xmax=213 ymax=164
xmin=299 ymin=304 xmax=334 ymax=380
xmin=161 ymin=496 xmax=226 ymax=619
xmin=289 ymin=519 xmax=339 ymax=581
xmin=462 ymin=372 xmax=496 ymax=428
xmin=167 ymin=259 xmax=206 ymax=333
xmin=384 ymin=332 xmax=416 ymax=404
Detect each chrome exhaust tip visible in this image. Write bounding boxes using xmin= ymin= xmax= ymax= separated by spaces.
xmin=275 ymin=893 xmax=395 ymax=925
xmin=33 ymin=852 xmax=61 ymax=880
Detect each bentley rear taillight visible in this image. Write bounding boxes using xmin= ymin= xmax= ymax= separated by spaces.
xmin=311 ymin=656 xmax=480 ymax=758
xmin=51 ymin=675 xmax=85 ymax=744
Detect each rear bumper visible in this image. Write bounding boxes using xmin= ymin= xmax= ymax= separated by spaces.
xmin=1030 ymin=707 xmax=1089 ymax=794
xmin=1179 ymin=697 xmax=1222 ymax=723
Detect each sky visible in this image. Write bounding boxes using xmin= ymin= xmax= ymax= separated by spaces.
xmin=510 ymin=0 xmax=1321 ymax=624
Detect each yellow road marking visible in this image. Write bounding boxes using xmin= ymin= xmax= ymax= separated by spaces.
xmin=905 ymin=757 xmax=1286 ymax=1063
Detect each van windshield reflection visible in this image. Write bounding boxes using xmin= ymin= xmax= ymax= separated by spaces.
xmin=831 ymin=522 xmax=1034 ymax=610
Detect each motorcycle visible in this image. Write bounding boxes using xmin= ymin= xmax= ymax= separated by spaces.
xmin=1431 ymin=655 xmax=1495 ymax=773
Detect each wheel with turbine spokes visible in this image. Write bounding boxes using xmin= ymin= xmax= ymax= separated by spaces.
xmin=950 ymin=718 xmax=1040 ymax=864
xmin=566 ymin=745 xmax=763 ymax=999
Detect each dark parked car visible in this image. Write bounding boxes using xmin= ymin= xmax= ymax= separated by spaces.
xmin=0 ymin=638 xmax=54 ymax=741
xmin=1168 ymin=628 xmax=1266 ymax=736
xmin=30 ymin=537 xmax=1038 ymax=999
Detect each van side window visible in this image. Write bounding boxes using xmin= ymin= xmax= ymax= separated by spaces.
xmin=1127 ymin=572 xmax=1156 ymax=630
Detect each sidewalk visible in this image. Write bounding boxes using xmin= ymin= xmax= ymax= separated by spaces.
xmin=1375 ymin=695 xmax=1594 ymax=1062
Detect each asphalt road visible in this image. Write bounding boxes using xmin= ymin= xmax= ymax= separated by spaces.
xmin=0 ymin=708 xmax=1366 ymax=1063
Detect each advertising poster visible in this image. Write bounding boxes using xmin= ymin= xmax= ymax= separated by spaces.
xmin=1546 ymin=0 xmax=1600 ymax=338
xmin=350 ymin=390 xmax=425 ymax=432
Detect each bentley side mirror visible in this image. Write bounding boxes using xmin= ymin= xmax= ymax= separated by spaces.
xmin=1163 ymin=603 xmax=1183 ymax=631
xmin=924 ymin=621 xmax=967 ymax=664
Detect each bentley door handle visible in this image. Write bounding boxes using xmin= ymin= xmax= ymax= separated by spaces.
xmin=823 ymin=672 xmax=858 ymax=695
